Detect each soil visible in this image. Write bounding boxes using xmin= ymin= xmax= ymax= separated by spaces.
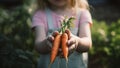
xmin=88 ymin=3 xmax=120 ymax=68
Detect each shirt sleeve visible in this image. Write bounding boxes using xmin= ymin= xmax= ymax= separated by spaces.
xmin=31 ymin=10 xmax=45 ymax=29
xmin=79 ymin=9 xmax=92 ymax=26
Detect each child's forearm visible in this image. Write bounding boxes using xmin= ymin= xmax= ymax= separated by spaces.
xmin=75 ymin=36 xmax=92 ymax=53
xmin=35 ymin=39 xmax=51 ymax=54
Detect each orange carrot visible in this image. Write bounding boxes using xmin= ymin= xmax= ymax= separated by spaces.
xmin=50 ymin=34 xmax=61 ymax=64
xmin=61 ymin=33 xmax=69 ymax=62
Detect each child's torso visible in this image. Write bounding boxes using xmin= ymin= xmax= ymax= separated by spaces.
xmin=37 ymin=9 xmax=86 ymax=68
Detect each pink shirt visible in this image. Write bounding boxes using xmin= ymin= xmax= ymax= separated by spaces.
xmin=31 ymin=9 xmax=92 ymax=33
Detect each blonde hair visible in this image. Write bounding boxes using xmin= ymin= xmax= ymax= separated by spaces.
xmin=77 ymin=0 xmax=89 ymax=9
xmin=36 ymin=0 xmax=89 ymax=10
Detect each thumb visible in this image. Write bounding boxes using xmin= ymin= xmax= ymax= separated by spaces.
xmin=67 ymin=38 xmax=76 ymax=47
xmin=47 ymin=35 xmax=54 ymax=42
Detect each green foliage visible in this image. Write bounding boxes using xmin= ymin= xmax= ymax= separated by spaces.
xmin=0 ymin=0 xmax=38 ymax=68
xmin=90 ymin=20 xmax=109 ymax=55
xmin=89 ymin=19 xmax=120 ymax=68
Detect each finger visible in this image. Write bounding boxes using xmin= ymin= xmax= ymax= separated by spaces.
xmin=58 ymin=49 xmax=64 ymax=58
xmin=46 ymin=40 xmax=53 ymax=49
xmin=68 ymin=44 xmax=76 ymax=56
xmin=47 ymin=35 xmax=54 ymax=42
xmin=52 ymin=31 xmax=59 ymax=37
xmin=60 ymin=53 xmax=64 ymax=58
xmin=68 ymin=44 xmax=76 ymax=51
xmin=57 ymin=48 xmax=62 ymax=56
xmin=67 ymin=38 xmax=76 ymax=47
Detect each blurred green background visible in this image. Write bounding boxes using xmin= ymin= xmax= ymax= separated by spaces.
xmin=0 ymin=0 xmax=120 ymax=68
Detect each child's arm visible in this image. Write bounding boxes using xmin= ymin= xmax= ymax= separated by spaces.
xmin=34 ymin=26 xmax=53 ymax=54
xmin=67 ymin=9 xmax=92 ymax=53
xmin=67 ymin=22 xmax=92 ymax=53
xmin=76 ymin=22 xmax=92 ymax=52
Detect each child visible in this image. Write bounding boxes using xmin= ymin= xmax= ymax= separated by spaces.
xmin=31 ymin=0 xmax=92 ymax=68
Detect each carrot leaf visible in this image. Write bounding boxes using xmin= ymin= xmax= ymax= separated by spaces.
xmin=59 ymin=16 xmax=75 ymax=33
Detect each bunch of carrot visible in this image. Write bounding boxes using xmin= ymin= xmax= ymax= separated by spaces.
xmin=49 ymin=16 xmax=75 ymax=65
